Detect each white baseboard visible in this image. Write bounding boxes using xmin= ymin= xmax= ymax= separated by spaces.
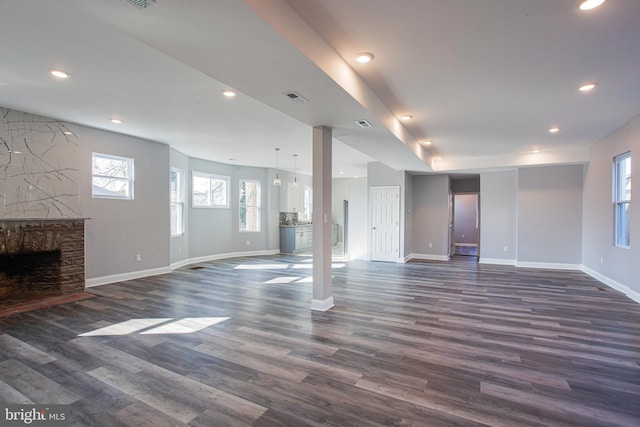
xmin=86 ymin=266 xmax=171 ymax=288
xmin=515 ymin=261 xmax=582 ymax=271
xmin=581 ymin=266 xmax=640 ymax=304
xmin=479 ymin=258 xmax=516 ymax=266
xmin=87 ymin=249 xmax=280 ymax=287
xmin=310 ymin=297 xmax=335 ymax=311
xmin=406 ymin=253 xmax=450 ymax=262
xmin=170 ymin=259 xmax=191 ymax=270
xmin=182 ymin=249 xmax=280 ymax=268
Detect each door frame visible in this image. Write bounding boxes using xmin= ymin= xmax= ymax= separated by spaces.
xmin=369 ymin=185 xmax=400 ymax=262
xmin=451 ymin=192 xmax=481 ymax=258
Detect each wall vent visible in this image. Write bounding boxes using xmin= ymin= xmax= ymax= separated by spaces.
xmin=127 ymin=0 xmax=157 ymax=9
xmin=283 ymin=91 xmax=309 ymax=104
xmin=355 ymin=119 xmax=373 ymax=128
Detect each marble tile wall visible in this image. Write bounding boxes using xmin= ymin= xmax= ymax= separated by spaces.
xmin=0 ymin=107 xmax=80 ymax=219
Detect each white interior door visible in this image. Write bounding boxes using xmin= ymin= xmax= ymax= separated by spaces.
xmin=370 ymin=186 xmax=400 ymax=262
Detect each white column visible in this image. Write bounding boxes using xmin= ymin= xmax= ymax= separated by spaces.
xmin=311 ymin=126 xmax=334 ymax=311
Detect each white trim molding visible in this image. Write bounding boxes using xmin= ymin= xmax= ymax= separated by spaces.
xmin=310 ymin=297 xmax=335 ymax=312
xmin=87 ymin=249 xmax=280 ymax=287
xmin=515 ymin=261 xmax=581 ymax=270
xmin=582 ymin=266 xmax=640 ymax=305
xmin=406 ymin=253 xmax=450 ymax=262
xmin=86 ymin=266 xmax=171 ymax=288
xmin=479 ymin=258 xmax=516 ymax=266
xmin=169 ymin=259 xmax=191 ymax=270
xmin=184 ymin=249 xmax=279 ymax=268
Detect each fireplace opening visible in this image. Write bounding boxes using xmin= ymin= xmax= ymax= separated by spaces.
xmin=0 ymin=251 xmax=62 ymax=301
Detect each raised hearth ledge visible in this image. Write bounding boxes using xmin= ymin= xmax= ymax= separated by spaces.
xmin=0 ymin=217 xmax=89 ymax=224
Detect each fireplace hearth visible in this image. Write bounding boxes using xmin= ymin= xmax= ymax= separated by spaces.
xmin=0 ymin=219 xmax=86 ymax=302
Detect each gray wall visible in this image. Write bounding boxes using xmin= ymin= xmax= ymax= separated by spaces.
xmin=347 ymin=177 xmax=368 ymax=260
xmin=517 ymin=165 xmax=583 ymax=265
xmin=331 ymin=177 xmax=368 ymax=260
xmin=404 ymin=172 xmax=414 ymax=258
xmin=79 ymin=126 xmax=170 ymax=279
xmin=480 ymin=170 xmax=518 ymax=262
xmin=582 ymin=115 xmax=638 ymax=294
xmin=188 ymin=158 xmax=271 ymax=259
xmin=332 ymin=179 xmax=349 ymax=242
xmin=411 ymin=174 xmax=450 ymax=257
xmin=451 ymin=177 xmax=480 ymax=193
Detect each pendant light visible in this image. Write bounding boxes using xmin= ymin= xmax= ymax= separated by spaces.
xmin=292 ymin=154 xmax=299 ymax=188
xmin=273 ymin=148 xmax=282 ymax=186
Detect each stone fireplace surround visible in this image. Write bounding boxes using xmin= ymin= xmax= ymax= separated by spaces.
xmin=0 ymin=219 xmax=86 ymax=302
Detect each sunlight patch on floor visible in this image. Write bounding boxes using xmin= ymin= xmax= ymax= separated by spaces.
xmin=234 ymin=264 xmax=289 ymax=270
xmin=79 ymin=317 xmax=230 ymax=337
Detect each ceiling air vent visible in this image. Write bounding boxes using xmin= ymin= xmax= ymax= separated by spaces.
xmin=127 ymin=0 xmax=157 ymax=9
xmin=283 ymin=91 xmax=309 ymax=104
xmin=355 ymin=119 xmax=373 ymax=128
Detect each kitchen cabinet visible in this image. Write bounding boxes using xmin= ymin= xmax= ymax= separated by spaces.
xmin=280 ymin=224 xmax=337 ymax=254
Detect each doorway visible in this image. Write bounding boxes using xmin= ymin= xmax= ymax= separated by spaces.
xmin=451 ymin=193 xmax=479 ymax=258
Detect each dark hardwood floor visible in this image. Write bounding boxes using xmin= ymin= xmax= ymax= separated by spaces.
xmin=1 ymin=255 xmax=639 ymax=426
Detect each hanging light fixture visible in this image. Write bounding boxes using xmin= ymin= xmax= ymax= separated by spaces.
xmin=292 ymin=154 xmax=299 ymax=188
xmin=273 ymin=148 xmax=282 ymax=186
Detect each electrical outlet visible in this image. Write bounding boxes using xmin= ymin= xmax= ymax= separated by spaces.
xmin=246 ymin=240 xmax=250 ymax=246
xmin=600 ymin=257 xmax=604 ymax=265
xmin=136 ymin=254 xmax=141 ymax=261
xmin=428 ymin=243 xmax=433 ymax=248
xmin=504 ymin=246 xmax=508 ymax=252
xmin=178 ymin=247 xmax=181 ymax=254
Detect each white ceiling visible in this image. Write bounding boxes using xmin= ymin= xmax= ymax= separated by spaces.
xmin=1 ymin=0 xmax=638 ymax=177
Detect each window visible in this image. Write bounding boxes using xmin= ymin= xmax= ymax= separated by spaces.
xmin=239 ymin=179 xmax=261 ymax=232
xmin=92 ymin=153 xmax=134 ymax=199
xmin=192 ymin=172 xmax=229 ymax=208
xmin=170 ymin=168 xmax=184 ymax=236
xmin=614 ymin=152 xmax=631 ymax=247
xmin=298 ymin=185 xmax=313 ymax=222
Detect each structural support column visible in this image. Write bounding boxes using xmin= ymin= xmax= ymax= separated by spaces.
xmin=311 ymin=125 xmax=334 ymax=311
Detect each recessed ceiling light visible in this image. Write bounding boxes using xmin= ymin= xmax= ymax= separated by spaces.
xmin=50 ymin=70 xmax=70 ymax=79
xmin=579 ymin=0 xmax=606 ymax=11
xmin=339 ymin=171 xmax=344 ymax=175
xmin=10 ymin=150 xmax=22 ymax=154
xmin=533 ymin=149 xmax=541 ymax=153
xmin=110 ymin=118 xmax=123 ymax=124
xmin=579 ymin=82 xmax=598 ymax=92
xmin=548 ymin=127 xmax=561 ymax=133
xmin=355 ymin=52 xmax=374 ymax=64
xmin=434 ymin=156 xmax=443 ymax=161
xmin=63 ymin=131 xmax=73 ymax=135
xmin=400 ymin=115 xmax=413 ymax=121
xmin=421 ymin=140 xmax=433 ymax=146
xmin=222 ymin=90 xmax=236 ymax=97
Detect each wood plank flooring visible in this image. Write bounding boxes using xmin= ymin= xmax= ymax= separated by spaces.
xmin=1 ymin=255 xmax=639 ymax=426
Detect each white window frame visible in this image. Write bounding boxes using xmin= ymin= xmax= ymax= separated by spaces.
xmin=192 ymin=171 xmax=230 ymax=208
xmin=613 ymin=151 xmax=631 ymax=248
xmin=170 ymin=168 xmax=184 ymax=236
xmin=239 ymin=179 xmax=261 ymax=232
xmin=298 ymin=185 xmax=313 ymax=222
xmin=91 ymin=152 xmax=134 ymax=200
